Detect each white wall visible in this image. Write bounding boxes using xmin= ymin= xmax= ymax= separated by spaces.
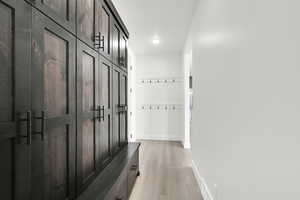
xmin=185 ymin=0 xmax=300 ymax=199
xmin=135 ymin=52 xmax=184 ymax=141
xmin=127 ymin=46 xmax=137 ymax=142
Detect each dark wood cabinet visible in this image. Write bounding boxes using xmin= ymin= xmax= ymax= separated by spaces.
xmin=26 ymin=0 xmax=76 ymax=34
xmin=30 ymin=9 xmax=77 ymax=200
xmin=0 ymin=1 xmax=31 ymax=199
xmin=76 ymin=40 xmax=100 ymax=193
xmin=0 ymin=0 xmax=136 ymax=200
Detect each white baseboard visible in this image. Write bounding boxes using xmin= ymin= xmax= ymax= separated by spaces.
xmin=183 ymin=141 xmax=191 ymax=149
xmin=191 ymin=160 xmax=214 ymax=200
xmin=128 ymin=137 xmax=136 ymax=142
xmin=135 ymin=134 xmax=182 ymax=141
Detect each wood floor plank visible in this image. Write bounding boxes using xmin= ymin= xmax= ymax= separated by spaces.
xmin=129 ymin=141 xmax=203 ymax=200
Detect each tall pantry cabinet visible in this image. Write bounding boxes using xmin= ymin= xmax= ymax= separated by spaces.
xmin=0 ymin=0 xmax=139 ymax=200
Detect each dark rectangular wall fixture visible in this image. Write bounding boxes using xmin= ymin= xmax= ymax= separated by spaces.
xmin=189 ymin=76 xmax=193 ymax=89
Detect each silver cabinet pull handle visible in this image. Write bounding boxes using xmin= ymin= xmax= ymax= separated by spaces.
xmin=34 ymin=111 xmax=46 ymax=140
xmin=19 ymin=111 xmax=32 ymax=145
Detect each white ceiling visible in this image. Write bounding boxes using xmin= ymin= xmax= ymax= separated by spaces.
xmin=112 ymin=0 xmax=197 ymax=55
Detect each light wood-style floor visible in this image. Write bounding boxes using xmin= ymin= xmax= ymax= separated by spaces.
xmin=129 ymin=141 xmax=203 ymax=200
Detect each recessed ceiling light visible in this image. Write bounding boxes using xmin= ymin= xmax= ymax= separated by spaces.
xmin=152 ymin=39 xmax=160 ymax=45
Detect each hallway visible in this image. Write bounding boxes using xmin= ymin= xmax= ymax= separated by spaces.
xmin=129 ymin=141 xmax=203 ymax=200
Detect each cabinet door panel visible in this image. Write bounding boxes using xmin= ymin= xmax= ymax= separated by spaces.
xmin=26 ymin=0 xmax=76 ymax=33
xmin=44 ymin=126 xmax=70 ymax=199
xmin=98 ymin=1 xmax=112 ymax=59
xmin=120 ymin=73 xmax=127 ymax=146
xmin=82 ymin=120 xmax=96 ymax=179
xmin=43 ymin=31 xmax=67 ymax=118
xmin=99 ymin=57 xmax=113 ymax=166
xmin=0 ymin=140 xmax=13 ymax=199
xmin=120 ymin=34 xmax=128 ymax=69
xmin=112 ymin=67 xmax=121 ymax=154
xmin=77 ymin=0 xmax=99 ymax=48
xmin=31 ymin=10 xmax=76 ymax=200
xmin=0 ymin=1 xmax=31 ymax=200
xmin=0 ymin=2 xmax=13 ymax=122
xmin=43 ymin=0 xmax=67 ymax=17
xmin=112 ymin=22 xmax=120 ymax=66
xmin=76 ymin=40 xmax=100 ymax=193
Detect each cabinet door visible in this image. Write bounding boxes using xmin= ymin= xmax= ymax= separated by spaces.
xmin=77 ymin=0 xmax=99 ymax=49
xmin=0 ymin=1 xmax=31 ymax=200
xmin=112 ymin=67 xmax=121 ymax=154
xmin=120 ymin=33 xmax=128 ymax=69
xmin=26 ymin=0 xmax=76 ymax=33
xmin=76 ymin=40 xmax=100 ymax=193
xmin=98 ymin=0 xmax=112 ymax=59
xmin=112 ymin=20 xmax=120 ymax=66
xmin=30 ymin=10 xmax=76 ymax=200
xmin=120 ymin=73 xmax=128 ymax=146
xmin=99 ymin=56 xmax=113 ymax=167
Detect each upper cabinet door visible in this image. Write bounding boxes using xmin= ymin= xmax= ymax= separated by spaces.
xmin=120 ymin=33 xmax=128 ymax=69
xmin=98 ymin=0 xmax=112 ymax=60
xmin=30 ymin=10 xmax=76 ymax=200
xmin=112 ymin=20 xmax=120 ymax=66
xmin=77 ymin=0 xmax=100 ymax=49
xmin=0 ymin=1 xmax=31 ymax=200
xmin=26 ymin=0 xmax=76 ymax=34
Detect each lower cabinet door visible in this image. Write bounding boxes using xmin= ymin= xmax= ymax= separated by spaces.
xmin=112 ymin=66 xmax=128 ymax=154
xmin=112 ymin=67 xmax=121 ymax=154
xmin=30 ymin=10 xmax=76 ymax=200
xmin=76 ymin=40 xmax=100 ymax=193
xmin=120 ymin=73 xmax=128 ymax=147
xmin=99 ymin=56 xmax=113 ymax=167
xmin=0 ymin=1 xmax=31 ymax=199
